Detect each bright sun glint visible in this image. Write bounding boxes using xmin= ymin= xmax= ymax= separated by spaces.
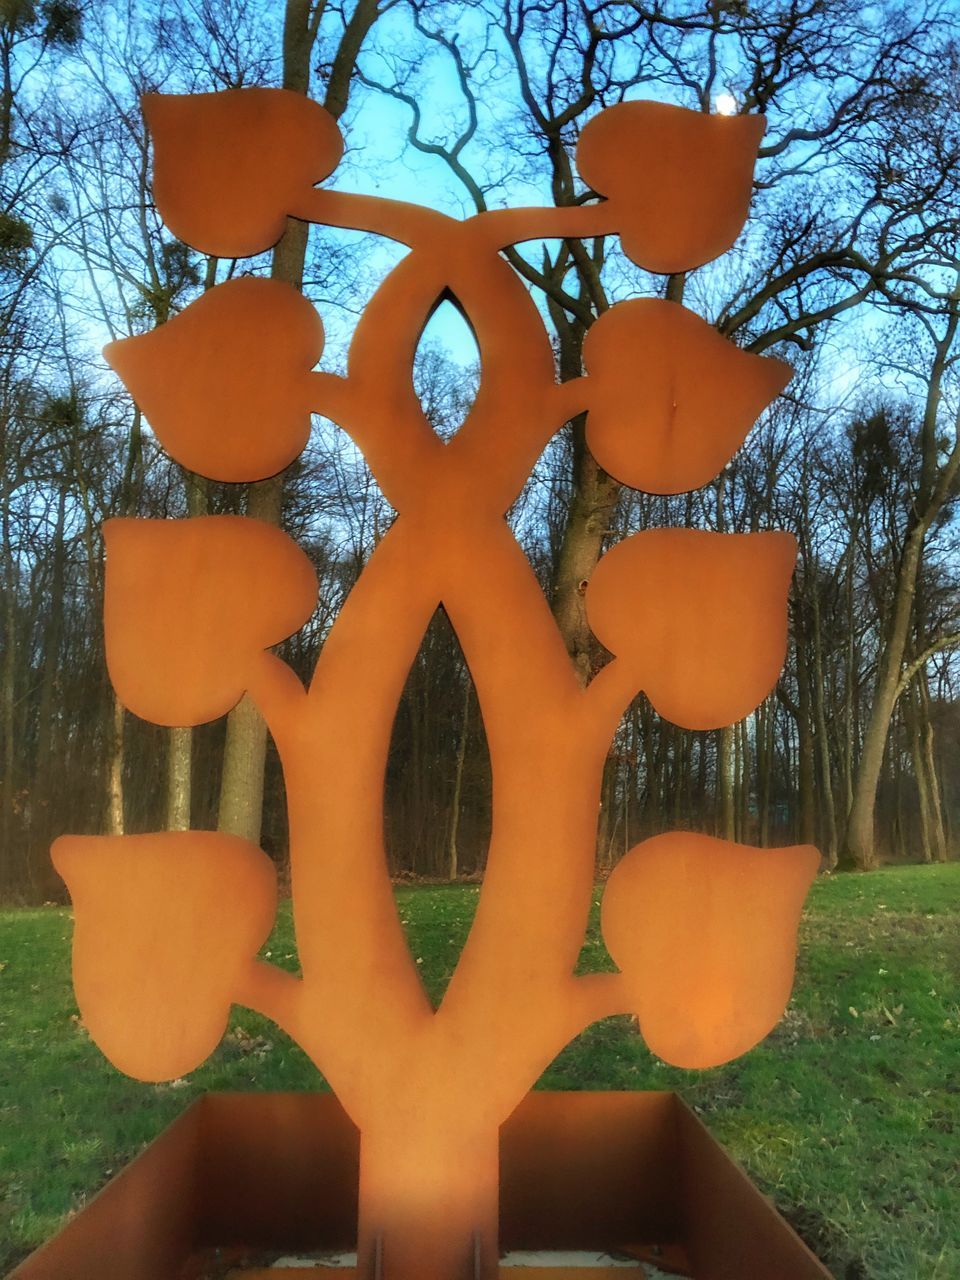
xmin=714 ymin=91 xmax=738 ymax=116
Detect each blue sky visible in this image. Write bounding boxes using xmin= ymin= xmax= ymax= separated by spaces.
xmin=29 ymin=0 xmax=948 ymax=441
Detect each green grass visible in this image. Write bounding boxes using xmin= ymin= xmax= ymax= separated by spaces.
xmin=2 ymin=864 xmax=958 ymax=1277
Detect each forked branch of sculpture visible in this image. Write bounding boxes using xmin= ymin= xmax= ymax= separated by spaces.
xmin=53 ymin=90 xmax=819 ymax=1278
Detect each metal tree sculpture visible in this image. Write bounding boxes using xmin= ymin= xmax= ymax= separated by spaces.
xmin=53 ymin=90 xmax=819 ymax=1279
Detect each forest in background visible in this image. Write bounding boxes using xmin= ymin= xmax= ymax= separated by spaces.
xmin=1 ymin=0 xmax=959 ymax=903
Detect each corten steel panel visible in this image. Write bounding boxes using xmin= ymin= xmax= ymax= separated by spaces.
xmin=8 ymin=1103 xmax=201 ymax=1280
xmin=45 ymin=85 xmax=826 ymax=1278
xmin=499 ymin=1092 xmax=680 ymax=1250
xmin=675 ymin=1101 xmax=832 ymax=1280
xmin=226 ymin=1273 xmax=659 ymax=1280
xmin=196 ymin=1093 xmax=360 ymax=1250
xmin=197 ymin=1093 xmax=680 ymax=1253
xmin=228 ymin=1273 xmax=656 ymax=1280
xmin=12 ymin=1092 xmax=833 ymax=1277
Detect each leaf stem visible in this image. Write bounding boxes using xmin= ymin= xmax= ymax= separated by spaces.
xmin=287 ymin=187 xmax=451 ymax=249
xmin=233 ymin=959 xmax=307 ymax=1048
xmin=244 ymin=651 xmax=308 ymax=750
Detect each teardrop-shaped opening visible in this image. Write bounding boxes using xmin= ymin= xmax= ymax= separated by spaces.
xmin=386 ymin=606 xmax=491 ymax=1004
xmin=413 ymin=296 xmax=479 ymax=441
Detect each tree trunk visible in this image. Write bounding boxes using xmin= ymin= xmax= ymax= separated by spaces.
xmin=716 ymin=726 xmax=734 ymax=840
xmin=447 ymin=678 xmax=471 ymax=880
xmin=106 ymin=692 xmax=125 ymax=836
xmin=599 ymin=749 xmax=619 ymax=868
xmin=841 ymin=525 xmax=925 ymax=869
xmin=0 ymin=599 xmax=17 ymax=897
xmin=917 ymin=670 xmax=947 ymax=862
xmin=738 ymin=718 xmax=751 ymax=844
xmin=218 ymin=0 xmax=380 ymax=843
xmin=794 ymin=634 xmax=817 ymax=846
xmin=166 ymin=727 xmax=192 ymax=831
xmin=624 ymin=703 xmax=638 ymax=854
xmin=218 ymin=692 xmax=271 ymax=839
xmin=842 ymin=302 xmax=960 ymax=869
xmin=637 ymin=697 xmax=655 ymax=836
xmin=808 ymin=552 xmax=838 ymax=865
xmin=0 ymin=434 xmax=21 ymax=897
xmin=551 ymin=417 xmax=619 ymax=686
xmin=935 ymin=672 xmax=953 ymax=855
xmin=671 ymin=725 xmax=685 ymax=828
xmin=695 ymin=728 xmax=708 ymax=832
xmin=1 ymin=536 xmax=17 ymax=895
xmin=841 ymin=551 xmax=856 ymax=818
xmin=758 ymin=696 xmax=773 ymax=847
xmin=166 ymin=472 xmax=205 ymax=832
xmin=891 ymin=707 xmax=906 ymax=861
xmin=908 ymin=683 xmax=933 ymax=862
xmin=25 ymin=488 xmax=68 ymax=896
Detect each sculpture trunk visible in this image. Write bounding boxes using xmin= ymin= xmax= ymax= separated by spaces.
xmin=356 ymin=1118 xmax=500 ymax=1279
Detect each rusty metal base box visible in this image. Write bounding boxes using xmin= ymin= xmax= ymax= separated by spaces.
xmin=11 ymin=1091 xmax=832 ymax=1279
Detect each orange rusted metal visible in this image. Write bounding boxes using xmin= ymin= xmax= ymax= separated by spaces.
xmin=11 ymin=1092 xmax=833 ymax=1279
xmin=49 ymin=91 xmax=820 ymax=1277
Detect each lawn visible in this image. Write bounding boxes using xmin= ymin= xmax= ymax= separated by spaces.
xmin=1 ymin=863 xmax=958 ymax=1278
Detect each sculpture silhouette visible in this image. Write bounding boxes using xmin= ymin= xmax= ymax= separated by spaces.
xmin=53 ymin=89 xmax=819 ymax=1279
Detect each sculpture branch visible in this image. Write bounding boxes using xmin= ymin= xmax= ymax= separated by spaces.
xmin=232 ymin=960 xmax=308 ymax=1048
